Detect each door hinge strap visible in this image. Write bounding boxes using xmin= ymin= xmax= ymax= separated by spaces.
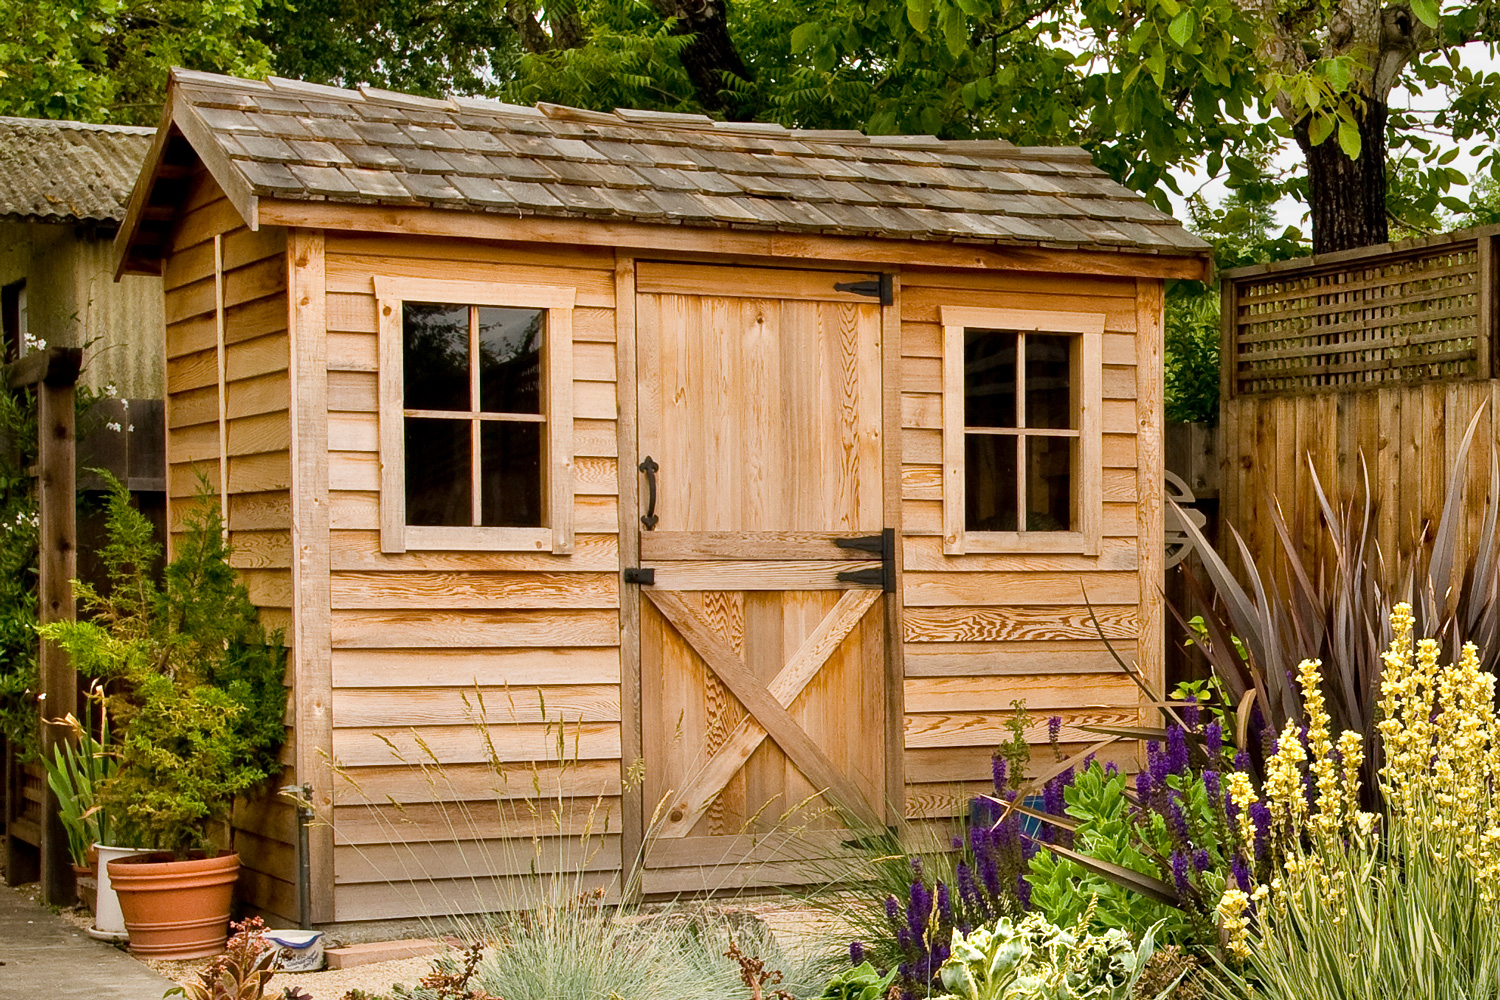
xmin=834 ymin=527 xmax=896 ymax=592
xmin=833 ymin=274 xmax=893 ymax=306
xmin=624 ymin=567 xmax=655 ymax=585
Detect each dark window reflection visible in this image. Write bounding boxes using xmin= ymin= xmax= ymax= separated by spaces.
xmin=403 ymin=303 xmax=470 ymax=411
xmin=1026 ymin=334 xmax=1073 ymax=429
xmin=479 ymin=308 xmax=544 ymax=414
xmin=406 ymin=418 xmax=471 ymax=526
xmin=964 ymin=329 xmax=1016 ymax=428
xmin=481 ymin=422 xmax=543 ymax=527
xmin=1026 ymin=436 xmax=1073 ymax=531
xmin=965 ymin=433 xmax=1017 ymax=532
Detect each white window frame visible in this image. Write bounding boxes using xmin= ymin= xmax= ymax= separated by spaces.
xmin=375 ymin=276 xmax=575 ymax=555
xmin=940 ymin=306 xmax=1104 ymax=556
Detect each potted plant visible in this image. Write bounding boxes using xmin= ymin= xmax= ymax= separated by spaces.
xmin=41 ymin=477 xmax=287 ymax=959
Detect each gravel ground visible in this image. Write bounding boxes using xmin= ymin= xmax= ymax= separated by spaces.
xmin=51 ymin=893 xmax=854 ymax=999
xmin=54 ymin=904 xmax=444 ymax=999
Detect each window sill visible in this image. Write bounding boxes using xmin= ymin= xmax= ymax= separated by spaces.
xmin=396 ymin=525 xmax=553 ymax=553
xmin=958 ymin=530 xmax=1099 ymax=555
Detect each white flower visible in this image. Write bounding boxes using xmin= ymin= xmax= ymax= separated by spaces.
xmin=103 ymin=383 xmax=118 ymax=398
xmin=105 ymin=421 xmax=122 ymax=433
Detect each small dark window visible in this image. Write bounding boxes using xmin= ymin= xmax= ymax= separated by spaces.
xmin=964 ymin=328 xmax=1078 ymax=533
xmin=1 ymin=281 xmax=26 ymax=362
xmin=403 ymin=302 xmax=545 ymax=528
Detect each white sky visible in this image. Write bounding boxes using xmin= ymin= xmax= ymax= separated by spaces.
xmin=1164 ymin=41 xmax=1500 ymax=233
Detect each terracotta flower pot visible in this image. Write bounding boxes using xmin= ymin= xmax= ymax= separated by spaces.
xmin=106 ymin=852 xmax=240 ymax=959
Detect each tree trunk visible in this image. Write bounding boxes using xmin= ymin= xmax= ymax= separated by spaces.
xmin=649 ymin=0 xmax=752 ymax=114
xmin=1294 ymin=100 xmax=1390 ymax=254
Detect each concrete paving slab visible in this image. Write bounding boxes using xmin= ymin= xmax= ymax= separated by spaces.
xmin=0 ymin=883 xmax=173 ymax=1000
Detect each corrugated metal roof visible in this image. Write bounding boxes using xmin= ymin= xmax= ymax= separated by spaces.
xmin=0 ymin=117 xmax=155 ymax=224
xmin=152 ymin=70 xmax=1209 ymax=256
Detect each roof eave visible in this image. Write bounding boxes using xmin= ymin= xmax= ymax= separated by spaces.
xmin=114 ymin=73 xmax=260 ymax=279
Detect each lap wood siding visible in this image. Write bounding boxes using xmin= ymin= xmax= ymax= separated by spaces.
xmin=321 ymin=234 xmax=623 ymax=923
xmin=897 ymin=267 xmax=1162 ymax=827
xmin=163 ymin=171 xmax=296 ymax=919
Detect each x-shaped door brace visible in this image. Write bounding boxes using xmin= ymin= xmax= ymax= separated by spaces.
xmin=645 ymin=588 xmax=884 ymax=839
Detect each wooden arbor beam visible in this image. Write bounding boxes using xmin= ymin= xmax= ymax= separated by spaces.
xmin=8 ymin=346 xmax=82 ymax=907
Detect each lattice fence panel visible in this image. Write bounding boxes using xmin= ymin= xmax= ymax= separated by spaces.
xmin=1229 ymin=238 xmax=1484 ymax=395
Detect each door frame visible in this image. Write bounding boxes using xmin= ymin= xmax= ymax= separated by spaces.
xmin=613 ymin=253 xmax=905 ymax=895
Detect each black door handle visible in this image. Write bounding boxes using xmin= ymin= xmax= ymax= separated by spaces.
xmin=639 ymin=456 xmax=659 ymax=530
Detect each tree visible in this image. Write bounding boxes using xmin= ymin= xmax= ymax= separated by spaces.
xmin=0 ymin=0 xmax=272 ymax=125
xmin=487 ymin=0 xmax=1500 ymax=253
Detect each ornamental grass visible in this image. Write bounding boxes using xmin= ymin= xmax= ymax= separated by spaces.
xmin=1210 ymin=604 xmax=1500 ymax=1000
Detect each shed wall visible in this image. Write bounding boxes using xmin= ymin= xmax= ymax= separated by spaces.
xmin=320 ymin=233 xmax=623 ymax=923
xmin=162 ymin=171 xmax=296 ymax=919
xmin=0 ymin=220 xmax=164 ymax=396
xmin=897 ymin=268 xmax=1161 ymax=824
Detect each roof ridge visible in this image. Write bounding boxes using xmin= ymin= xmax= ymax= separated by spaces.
xmin=0 ymin=115 xmax=155 ymax=135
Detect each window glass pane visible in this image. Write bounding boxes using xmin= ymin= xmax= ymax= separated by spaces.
xmin=405 ymin=418 xmax=471 ymax=526
xmin=1026 ymin=436 xmax=1074 ymax=531
xmin=404 ymin=303 xmax=470 ymax=411
xmin=965 ymin=433 xmax=1017 ymax=532
xmin=481 ymin=421 xmax=543 ymax=527
xmin=479 ymin=308 xmax=544 ymax=414
xmin=1026 ymin=334 xmax=1073 ymax=430
xmin=964 ymin=329 xmax=1016 ymax=429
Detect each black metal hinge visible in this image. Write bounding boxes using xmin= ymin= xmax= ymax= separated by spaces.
xmin=834 ymin=527 xmax=895 ymax=592
xmin=623 ymin=567 xmax=655 ymax=585
xmin=834 ymin=273 xmax=893 ymax=306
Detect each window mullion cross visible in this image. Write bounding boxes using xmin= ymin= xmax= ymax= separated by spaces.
xmin=1016 ymin=332 xmax=1027 ymax=534
xmin=470 ymin=306 xmax=483 ymax=527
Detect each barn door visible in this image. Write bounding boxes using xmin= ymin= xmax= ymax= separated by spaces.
xmin=632 ymin=262 xmax=890 ymax=891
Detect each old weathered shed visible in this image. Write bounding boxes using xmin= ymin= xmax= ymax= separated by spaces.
xmin=0 ymin=117 xmax=164 ymax=396
xmin=116 ymin=68 xmax=1211 ymax=925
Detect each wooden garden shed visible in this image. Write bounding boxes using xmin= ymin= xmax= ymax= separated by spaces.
xmin=114 ymin=69 xmax=1211 ymax=927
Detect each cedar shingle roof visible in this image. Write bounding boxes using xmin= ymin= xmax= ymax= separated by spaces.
xmin=0 ymin=117 xmax=154 ymax=224
xmin=121 ymin=69 xmax=1209 ymax=270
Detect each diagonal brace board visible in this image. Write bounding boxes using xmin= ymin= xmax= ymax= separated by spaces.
xmin=645 ymin=590 xmax=885 ymax=833
xmin=656 ymin=590 xmax=880 ymax=838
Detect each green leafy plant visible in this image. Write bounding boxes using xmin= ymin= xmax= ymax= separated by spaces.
xmin=935 ymin=910 xmax=1164 ymax=1000
xmin=167 ymin=916 xmax=281 ymax=1000
xmin=38 ymin=692 xmax=118 ymax=865
xmin=40 ymin=475 xmax=287 ymax=858
xmin=1026 ymin=763 xmax=1194 ymax=944
xmin=813 ymin=961 xmax=897 ymax=1000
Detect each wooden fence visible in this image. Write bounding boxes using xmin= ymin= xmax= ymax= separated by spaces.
xmin=1220 ymin=228 xmax=1500 ymax=584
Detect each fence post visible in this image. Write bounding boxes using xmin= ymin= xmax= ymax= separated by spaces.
xmin=8 ymin=346 xmax=82 ymax=906
xmin=1479 ymin=229 xmax=1497 ymax=380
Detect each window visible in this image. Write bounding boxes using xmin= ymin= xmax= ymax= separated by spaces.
xmin=376 ymin=278 xmax=575 ymax=554
xmin=940 ymin=307 xmax=1103 ymax=554
xmin=2 ymin=281 xmax=27 ymax=362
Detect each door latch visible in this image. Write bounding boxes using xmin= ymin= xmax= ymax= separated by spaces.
xmin=623 ymin=567 xmax=656 ymax=585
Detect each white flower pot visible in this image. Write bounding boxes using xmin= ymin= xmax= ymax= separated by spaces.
xmin=86 ymin=844 xmax=146 ymax=941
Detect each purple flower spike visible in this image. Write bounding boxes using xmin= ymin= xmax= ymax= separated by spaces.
xmin=936 ymin=882 xmax=952 ymax=925
xmin=1231 ymin=854 xmax=1253 ymax=892
xmin=992 ymin=754 xmax=1009 ymax=794
xmin=885 ymin=895 xmax=901 ymax=925
xmin=1105 ymin=761 xmax=1119 ymax=777
xmin=1249 ymin=801 xmax=1272 ymax=859
xmin=1166 ymin=725 xmax=1190 ymax=775
xmin=850 ymin=941 xmax=865 ymax=966
xmin=1015 ymin=872 xmax=1032 ymax=909
xmin=1048 ymin=715 xmax=1062 ymax=744
xmin=1149 ymin=742 xmax=1172 ymax=786
xmin=1203 ymin=769 xmax=1221 ymax=803
xmin=1193 ymin=848 xmax=1211 ymax=872
xmin=1205 ymin=720 xmax=1224 ymax=758
xmin=1135 ymin=767 xmax=1154 ymax=803
xmin=1182 ymin=694 xmax=1201 ymax=731
xmin=910 ymin=856 xmax=924 ymax=879
xmin=1170 ymin=850 xmax=1192 ymax=894
xmin=1233 ymin=749 xmax=1250 ymax=772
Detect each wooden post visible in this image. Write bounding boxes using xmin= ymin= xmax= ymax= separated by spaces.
xmin=8 ymin=346 xmax=82 ymax=905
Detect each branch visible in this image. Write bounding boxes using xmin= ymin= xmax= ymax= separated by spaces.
xmin=647 ymin=0 xmax=753 ymax=113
